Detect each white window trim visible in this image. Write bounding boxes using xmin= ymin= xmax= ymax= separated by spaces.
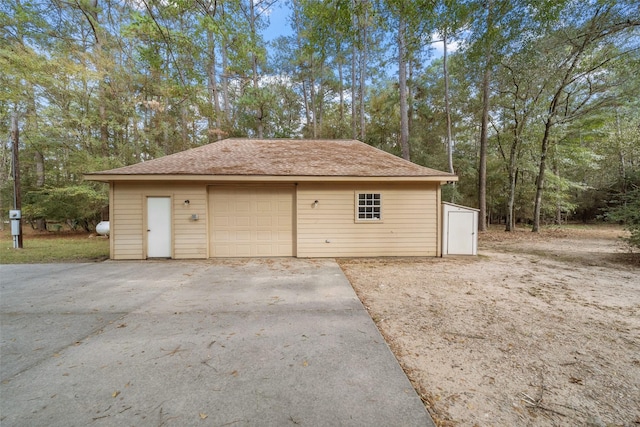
xmin=355 ymin=192 xmax=382 ymax=222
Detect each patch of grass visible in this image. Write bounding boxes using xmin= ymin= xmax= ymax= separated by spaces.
xmin=0 ymin=234 xmax=109 ymax=264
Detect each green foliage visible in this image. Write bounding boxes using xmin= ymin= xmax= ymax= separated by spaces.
xmin=606 ymin=175 xmax=640 ymax=249
xmin=24 ymin=186 xmax=108 ymax=232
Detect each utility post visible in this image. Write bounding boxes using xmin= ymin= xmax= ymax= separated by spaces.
xmin=11 ymin=111 xmax=23 ymax=249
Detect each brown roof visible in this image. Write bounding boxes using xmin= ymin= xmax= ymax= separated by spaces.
xmin=86 ymin=139 xmax=456 ymax=179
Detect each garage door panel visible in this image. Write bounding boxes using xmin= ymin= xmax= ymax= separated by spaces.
xmin=256 ymin=231 xmax=272 ymax=241
xmin=215 ymin=246 xmax=231 ymax=257
xmin=277 ymin=216 xmax=290 ymax=226
xmin=237 ymin=216 xmax=251 ymax=227
xmin=236 ymin=230 xmax=251 ymax=241
xmin=256 ymin=245 xmax=273 ymax=256
xmin=277 ymin=230 xmax=291 ymax=240
xmin=277 ymin=244 xmax=290 ymax=253
xmin=234 ymin=245 xmax=251 ymax=257
xmin=236 ymin=201 xmax=251 ymax=212
xmin=256 ymin=201 xmax=272 ymax=211
xmin=257 ymin=217 xmax=272 ymax=227
xmin=209 ymin=186 xmax=294 ymax=257
xmin=215 ymin=230 xmax=230 ymax=240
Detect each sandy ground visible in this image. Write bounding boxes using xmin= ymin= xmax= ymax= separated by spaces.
xmin=338 ymin=226 xmax=640 ymax=427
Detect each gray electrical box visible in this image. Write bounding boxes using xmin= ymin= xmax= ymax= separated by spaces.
xmin=10 ymin=210 xmax=21 ymax=236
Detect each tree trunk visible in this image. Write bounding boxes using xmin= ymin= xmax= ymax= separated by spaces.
xmin=553 ymin=161 xmax=562 ymax=225
xmin=616 ymin=108 xmax=626 ymax=193
xmin=351 ymin=37 xmax=357 ymax=139
xmin=310 ymin=67 xmax=317 ymax=138
xmin=132 ymin=114 xmax=140 ymax=163
xmin=293 ymin=7 xmax=311 ymax=134
xmin=301 ymin=80 xmax=311 ymax=133
xmin=408 ymin=59 xmax=414 ymax=135
xmin=506 ymin=168 xmax=518 ymax=232
xmin=443 ymin=30 xmax=454 ymax=175
xmin=221 ymin=40 xmax=230 ymax=126
xmin=249 ymin=1 xmax=263 ymax=138
xmin=207 ymin=29 xmax=222 ymax=142
xmin=478 ymin=56 xmax=491 ymax=232
xmin=398 ymin=15 xmax=410 ymax=160
xmin=532 ymin=119 xmax=553 ymax=232
xmin=338 ymin=49 xmax=344 ymax=127
xmin=34 ymin=150 xmax=46 ymax=230
xmin=180 ymin=106 xmax=189 ymax=150
xmin=505 ymin=132 xmax=519 ymax=232
xmin=318 ymin=61 xmax=324 ymax=137
xmin=478 ymin=0 xmax=495 ymax=233
xmin=505 ymin=110 xmax=521 ymax=232
xmin=351 ymin=0 xmax=358 ymax=139
xmin=359 ymin=11 xmax=366 ymax=141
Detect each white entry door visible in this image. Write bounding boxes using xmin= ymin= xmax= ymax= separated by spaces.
xmin=147 ymin=197 xmax=172 ymax=258
xmin=447 ymin=211 xmax=475 ymax=255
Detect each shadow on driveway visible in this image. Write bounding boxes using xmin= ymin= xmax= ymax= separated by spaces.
xmin=1 ymin=259 xmax=433 ymax=426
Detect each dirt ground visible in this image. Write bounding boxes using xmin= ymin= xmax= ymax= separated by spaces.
xmin=338 ymin=225 xmax=640 ymax=427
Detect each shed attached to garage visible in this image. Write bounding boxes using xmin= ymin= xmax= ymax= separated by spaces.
xmin=85 ymin=138 xmax=457 ymax=259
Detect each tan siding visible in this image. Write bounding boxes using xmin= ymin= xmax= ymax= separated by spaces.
xmin=297 ymin=182 xmax=439 ymax=257
xmin=110 ymin=180 xmax=441 ymax=260
xmin=111 ymin=182 xmax=208 ymax=259
xmin=172 ymin=189 xmax=208 ymax=259
xmin=109 ymin=183 xmax=114 ymax=258
xmin=111 ymin=183 xmax=143 ymax=259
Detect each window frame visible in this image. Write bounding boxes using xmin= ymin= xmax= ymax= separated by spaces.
xmin=355 ymin=192 xmax=383 ymax=222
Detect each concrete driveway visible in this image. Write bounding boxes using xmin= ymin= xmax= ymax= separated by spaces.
xmin=1 ymin=259 xmax=433 ymax=426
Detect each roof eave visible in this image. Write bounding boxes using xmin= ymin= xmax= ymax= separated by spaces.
xmin=84 ymin=174 xmax=458 ymax=183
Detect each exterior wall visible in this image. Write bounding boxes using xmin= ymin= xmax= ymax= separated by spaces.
xmin=111 ymin=182 xmax=208 ymax=259
xmin=296 ymin=182 xmax=440 ymax=257
xmin=110 ymin=180 xmax=443 ymax=259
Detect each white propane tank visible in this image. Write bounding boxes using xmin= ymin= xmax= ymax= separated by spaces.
xmin=96 ymin=221 xmax=110 ymax=236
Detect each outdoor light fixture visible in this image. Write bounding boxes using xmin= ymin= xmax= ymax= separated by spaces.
xmin=313 ymin=200 xmax=319 ymax=207
xmin=184 ymin=199 xmax=190 ymax=206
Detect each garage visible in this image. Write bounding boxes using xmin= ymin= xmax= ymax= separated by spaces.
xmin=85 ymin=138 xmax=458 ymax=259
xmin=208 ymin=185 xmax=295 ymax=257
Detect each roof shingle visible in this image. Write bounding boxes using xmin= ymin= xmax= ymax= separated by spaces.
xmin=87 ymin=138 xmax=455 ymax=178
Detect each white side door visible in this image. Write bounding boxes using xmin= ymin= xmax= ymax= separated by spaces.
xmin=447 ymin=211 xmax=475 ymax=255
xmin=147 ymin=197 xmax=172 ymax=258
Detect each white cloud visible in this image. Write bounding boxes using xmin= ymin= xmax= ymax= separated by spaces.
xmin=430 ymin=31 xmax=461 ymax=57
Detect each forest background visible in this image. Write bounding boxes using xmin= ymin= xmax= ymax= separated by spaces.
xmin=1 ymin=0 xmax=639 ymax=244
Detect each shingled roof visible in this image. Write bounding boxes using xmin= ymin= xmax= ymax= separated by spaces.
xmin=85 ymin=138 xmax=456 ymax=181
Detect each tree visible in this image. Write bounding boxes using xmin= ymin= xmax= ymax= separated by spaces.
xmin=24 ymin=185 xmax=107 ymax=232
xmin=433 ymin=0 xmax=469 ymax=175
xmin=531 ymin=1 xmax=640 ymax=231
xmin=606 ymin=173 xmax=640 ymax=249
xmin=2 ymin=0 xmax=638 ymax=236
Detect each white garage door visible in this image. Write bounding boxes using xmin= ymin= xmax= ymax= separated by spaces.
xmin=209 ymin=185 xmax=294 ymax=257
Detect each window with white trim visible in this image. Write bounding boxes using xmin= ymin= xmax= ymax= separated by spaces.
xmin=356 ymin=193 xmax=382 ymax=221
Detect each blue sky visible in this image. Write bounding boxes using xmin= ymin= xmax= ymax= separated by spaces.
xmin=260 ymin=2 xmax=456 ymax=64
xmin=263 ymin=2 xmax=293 ymax=42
